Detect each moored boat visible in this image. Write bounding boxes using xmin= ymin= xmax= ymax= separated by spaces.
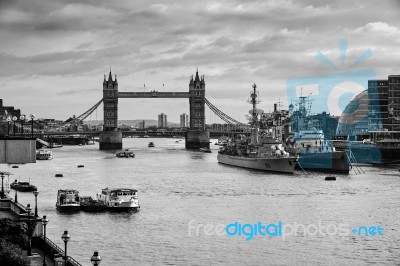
xmin=285 ymin=130 xmax=349 ymax=173
xmin=333 ymin=132 xmax=400 ymax=165
xmin=80 ymin=196 xmax=106 ymax=212
xmin=286 ymin=95 xmax=350 ymax=173
xmin=116 ymin=149 xmax=135 ymax=158
xmin=10 ymin=179 xmax=37 ymax=192
xmin=36 ymin=150 xmax=53 ymax=160
xmin=148 ymin=142 xmax=155 ymax=148
xmin=56 ymin=189 xmax=81 ymax=212
xmin=217 ymin=84 xmax=297 ymax=174
xmin=97 ymin=188 xmax=140 ymax=212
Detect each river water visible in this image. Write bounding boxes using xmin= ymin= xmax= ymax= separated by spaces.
xmin=6 ymin=138 xmax=400 ymax=265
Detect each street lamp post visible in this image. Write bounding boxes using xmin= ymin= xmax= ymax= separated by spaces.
xmin=6 ymin=116 xmax=11 ymax=137
xmin=26 ymin=204 xmax=32 ymax=256
xmin=0 ymin=172 xmax=4 ymax=199
xmin=33 ymin=191 xmax=39 ymax=217
xmin=61 ymin=230 xmax=70 ymax=265
xmin=20 ymin=115 xmax=25 ymax=137
xmin=90 ymin=251 xmax=101 ymax=265
xmin=41 ymin=216 xmax=49 ymax=266
xmin=30 ymin=114 xmax=35 ymax=139
xmin=12 ymin=116 xmax=17 ymax=136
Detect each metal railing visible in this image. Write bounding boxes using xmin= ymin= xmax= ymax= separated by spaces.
xmin=41 ymin=236 xmax=82 ymax=266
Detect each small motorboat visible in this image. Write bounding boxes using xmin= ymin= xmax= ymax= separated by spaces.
xmin=10 ymin=179 xmax=37 ymax=192
xmin=55 ymin=173 xmax=63 ymax=177
xmin=12 ymin=165 xmax=19 ymax=168
xmin=148 ymin=142 xmax=155 ymax=148
xmin=116 ymin=149 xmax=135 ymax=158
xmin=199 ymin=147 xmax=212 ymax=153
xmin=77 ymin=165 xmax=84 ymax=168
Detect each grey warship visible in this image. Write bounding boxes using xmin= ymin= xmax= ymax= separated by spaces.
xmin=217 ymin=84 xmax=297 ymax=174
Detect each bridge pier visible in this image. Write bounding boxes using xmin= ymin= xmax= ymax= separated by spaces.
xmin=185 ymin=130 xmax=210 ymax=149
xmin=99 ymin=131 xmax=122 ymax=150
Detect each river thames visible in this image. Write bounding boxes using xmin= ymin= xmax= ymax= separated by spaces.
xmin=6 ymin=138 xmax=400 ymax=265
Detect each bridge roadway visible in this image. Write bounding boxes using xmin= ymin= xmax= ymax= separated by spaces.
xmin=34 ymin=130 xmax=249 ymax=138
xmin=118 ymin=91 xmax=190 ymax=98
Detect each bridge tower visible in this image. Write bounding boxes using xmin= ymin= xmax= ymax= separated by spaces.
xmin=186 ymin=70 xmax=210 ymax=149
xmin=99 ymin=71 xmax=122 ymax=150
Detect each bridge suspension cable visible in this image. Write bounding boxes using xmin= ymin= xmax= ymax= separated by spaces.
xmin=63 ymin=98 xmax=103 ymax=125
xmin=205 ymin=98 xmax=248 ymax=128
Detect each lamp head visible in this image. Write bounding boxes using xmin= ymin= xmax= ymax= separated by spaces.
xmin=33 ymin=190 xmax=39 ymax=196
xmin=30 ymin=114 xmax=35 ymax=120
xmin=26 ymin=204 xmax=31 ymax=213
xmin=90 ymin=251 xmax=101 ymax=265
xmin=12 ymin=116 xmax=17 ymax=121
xmin=61 ymin=230 xmax=70 ymax=243
xmin=20 ymin=115 xmax=25 ymax=120
xmin=42 ymin=215 xmax=49 ymax=226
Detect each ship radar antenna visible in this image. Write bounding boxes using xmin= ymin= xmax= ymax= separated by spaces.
xmin=247 ymin=83 xmax=260 ymax=127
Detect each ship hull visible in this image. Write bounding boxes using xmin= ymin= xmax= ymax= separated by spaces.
xmin=217 ymin=154 xmax=296 ymax=174
xmin=345 ymin=146 xmax=400 ymax=164
xmin=333 ymin=141 xmax=400 ymax=165
xmin=56 ymin=204 xmax=81 ymax=212
xmin=296 ymin=151 xmax=350 ymax=173
xmin=106 ymin=206 xmax=140 ymax=212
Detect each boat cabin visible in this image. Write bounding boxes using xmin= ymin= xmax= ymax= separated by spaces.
xmin=57 ymin=189 xmax=80 ymax=205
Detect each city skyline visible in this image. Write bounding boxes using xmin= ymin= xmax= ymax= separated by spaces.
xmin=1 ymin=0 xmax=400 ymax=122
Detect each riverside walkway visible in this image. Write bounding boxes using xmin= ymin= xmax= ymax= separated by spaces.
xmin=0 ymin=196 xmax=81 ymax=266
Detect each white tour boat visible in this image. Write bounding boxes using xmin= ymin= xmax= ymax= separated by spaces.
xmin=97 ymin=188 xmax=140 ymax=212
xmin=36 ymin=150 xmax=53 ymax=160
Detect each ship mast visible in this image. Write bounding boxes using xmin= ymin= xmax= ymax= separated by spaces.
xmin=248 ymin=83 xmax=260 ymax=145
xmin=251 ymin=83 xmax=258 ymax=127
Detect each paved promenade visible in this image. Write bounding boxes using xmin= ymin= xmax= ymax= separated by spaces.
xmin=30 ymin=247 xmax=55 ymax=266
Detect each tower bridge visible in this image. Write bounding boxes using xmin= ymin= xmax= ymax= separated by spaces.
xmin=100 ymin=70 xmax=209 ymax=150
xmin=53 ymin=70 xmax=249 ymax=150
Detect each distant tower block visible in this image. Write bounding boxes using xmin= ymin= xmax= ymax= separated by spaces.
xmin=186 ymin=70 xmax=210 ymax=149
xmin=99 ymin=71 xmax=122 ymax=150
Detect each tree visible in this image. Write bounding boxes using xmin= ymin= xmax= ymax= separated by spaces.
xmin=0 ymin=218 xmax=30 ymax=266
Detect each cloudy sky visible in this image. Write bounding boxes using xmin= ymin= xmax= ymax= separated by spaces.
xmin=1 ymin=0 xmax=400 ymax=123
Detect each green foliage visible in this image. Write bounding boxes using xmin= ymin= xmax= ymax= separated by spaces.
xmin=0 ymin=239 xmax=29 ymax=266
xmin=0 ymin=218 xmax=29 ymax=248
